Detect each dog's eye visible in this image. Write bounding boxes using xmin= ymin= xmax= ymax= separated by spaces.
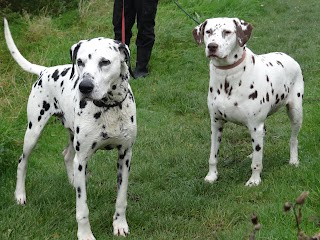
xmin=77 ymin=59 xmax=85 ymax=67
xmin=206 ymin=29 xmax=212 ymax=34
xmin=223 ymin=30 xmax=232 ymax=35
xmin=99 ymin=59 xmax=111 ymax=68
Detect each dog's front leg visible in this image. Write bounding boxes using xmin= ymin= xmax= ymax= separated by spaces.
xmin=73 ymin=152 xmax=95 ymax=240
xmin=246 ymin=123 xmax=265 ymax=186
xmin=205 ymin=120 xmax=224 ymax=183
xmin=113 ymin=146 xmax=132 ymax=237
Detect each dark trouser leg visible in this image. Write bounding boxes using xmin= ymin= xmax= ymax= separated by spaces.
xmin=112 ymin=0 xmax=136 ymax=46
xmin=134 ymin=0 xmax=158 ymax=77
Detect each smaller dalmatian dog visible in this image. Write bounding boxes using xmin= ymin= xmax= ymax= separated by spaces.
xmin=4 ymin=18 xmax=136 ymax=239
xmin=193 ymin=18 xmax=304 ymax=186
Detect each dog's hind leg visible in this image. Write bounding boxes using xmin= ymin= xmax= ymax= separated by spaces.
xmin=286 ymin=78 xmax=304 ymax=166
xmin=15 ymin=118 xmax=50 ymax=204
xmin=113 ymin=145 xmax=132 ymax=236
xmin=63 ymin=130 xmax=75 ymax=185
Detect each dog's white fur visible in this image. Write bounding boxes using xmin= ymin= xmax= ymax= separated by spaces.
xmin=4 ymin=18 xmax=137 ymax=239
xmin=193 ymin=18 xmax=304 ymax=186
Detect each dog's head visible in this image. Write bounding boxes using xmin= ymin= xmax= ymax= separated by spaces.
xmin=192 ymin=18 xmax=253 ymax=60
xmin=70 ymin=38 xmax=131 ymax=105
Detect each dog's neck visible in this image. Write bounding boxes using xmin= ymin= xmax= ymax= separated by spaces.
xmin=211 ymin=47 xmax=246 ymax=70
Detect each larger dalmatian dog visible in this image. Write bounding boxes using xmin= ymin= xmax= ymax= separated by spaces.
xmin=4 ymin=18 xmax=136 ymax=239
xmin=193 ymin=18 xmax=304 ymax=186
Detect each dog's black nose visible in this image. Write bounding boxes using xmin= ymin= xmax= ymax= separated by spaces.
xmin=79 ymin=79 xmax=94 ymax=94
xmin=208 ymin=43 xmax=218 ymax=52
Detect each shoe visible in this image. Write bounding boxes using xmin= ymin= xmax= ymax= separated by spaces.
xmin=133 ymin=67 xmax=149 ymax=78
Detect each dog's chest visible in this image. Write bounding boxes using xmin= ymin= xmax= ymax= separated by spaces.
xmin=74 ymin=99 xmax=137 ymax=147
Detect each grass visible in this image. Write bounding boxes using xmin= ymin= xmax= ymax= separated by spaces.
xmin=1 ymin=0 xmax=320 ymax=239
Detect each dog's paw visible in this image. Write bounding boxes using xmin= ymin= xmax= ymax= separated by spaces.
xmin=77 ymin=233 xmax=96 ymax=240
xmin=289 ymin=159 xmax=299 ymax=166
xmin=204 ymin=173 xmax=218 ymax=183
xmin=245 ymin=176 xmax=261 ymax=187
xmin=15 ymin=192 xmax=26 ymax=205
xmin=113 ymin=218 xmax=129 ymax=237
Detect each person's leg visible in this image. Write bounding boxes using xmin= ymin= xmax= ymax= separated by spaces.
xmin=134 ymin=0 xmax=158 ymax=78
xmin=113 ymin=0 xmax=136 ymax=46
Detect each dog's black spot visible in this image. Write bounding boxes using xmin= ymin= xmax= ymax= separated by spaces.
xmin=276 ymin=99 xmax=280 ymax=104
xmin=269 ymin=62 xmax=273 ymax=66
xmin=250 ymin=84 xmax=254 ymax=89
xmin=73 ymin=76 xmax=80 ymax=89
xmin=276 ymin=94 xmax=279 ymax=100
xmin=40 ymin=109 xmax=45 ymax=115
xmin=119 ymin=149 xmax=127 ymax=160
xmin=272 ymin=89 xmax=274 ymax=95
xmin=217 ymin=89 xmax=220 ymax=95
xmin=43 ymin=101 xmax=50 ymax=111
xmin=61 ymin=67 xmax=70 ymax=77
xmin=218 ymin=127 xmax=223 ymax=132
xmin=125 ymin=159 xmax=129 ymax=168
xmin=281 ymin=94 xmax=285 ymax=100
xmin=52 ymin=69 xmax=60 ymax=81
xmin=76 ymin=141 xmax=80 ymax=151
xmin=60 ymin=81 xmax=64 ymax=87
xmin=78 ymin=164 xmax=83 ymax=171
xmin=76 ymin=126 xmax=80 ymax=134
xmin=94 ymin=112 xmax=101 ymax=119
xmin=210 ymin=87 xmax=213 ymax=93
xmin=77 ymin=187 xmax=81 ymax=198
xmin=248 ymin=90 xmax=258 ymax=100
xmin=224 ymin=79 xmax=230 ymax=94
xmin=29 ymin=121 xmax=33 ymax=129
xmin=80 ymin=99 xmax=87 ymax=109
xmin=243 ymin=66 xmax=246 ymax=72
xmin=38 ymin=116 xmax=42 ymax=122
xmin=234 ymin=54 xmax=238 ymax=59
xmin=234 ymin=102 xmax=238 ymax=106
xmin=266 ymin=93 xmax=269 ymax=102
xmin=239 ymin=80 xmax=242 ymax=86
xmin=117 ymin=173 xmax=122 ymax=188
xmin=254 ymin=128 xmax=256 ymax=131
xmin=252 ymin=56 xmax=255 ymax=64
xmin=252 ymin=139 xmax=254 ymax=142
xmin=38 ymin=79 xmax=43 ymax=87
xmin=92 ymin=142 xmax=97 ymax=149
xmin=131 ymin=116 xmax=134 ymax=123
xmin=101 ymin=132 xmax=109 ymax=139
xmin=266 ymin=75 xmax=269 ymax=82
xmin=297 ymin=92 xmax=301 ymax=97
xmin=88 ymin=54 xmax=92 ymax=59
xmin=112 ymin=85 xmax=117 ymax=90
xmin=255 ymin=144 xmax=261 ymax=151
xmin=18 ymin=157 xmax=22 ymax=163
xmin=276 ymin=61 xmax=284 ymax=68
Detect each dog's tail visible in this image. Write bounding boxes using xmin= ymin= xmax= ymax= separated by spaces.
xmin=4 ymin=18 xmax=46 ymax=76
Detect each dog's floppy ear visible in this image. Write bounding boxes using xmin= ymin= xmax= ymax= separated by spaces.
xmin=233 ymin=18 xmax=253 ymax=47
xmin=117 ymin=42 xmax=135 ymax=79
xmin=192 ymin=20 xmax=207 ymax=45
xmin=69 ymin=41 xmax=83 ymax=79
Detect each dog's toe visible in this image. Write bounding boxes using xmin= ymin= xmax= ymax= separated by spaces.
xmin=245 ymin=177 xmax=261 ymax=187
xmin=113 ymin=218 xmax=129 ymax=237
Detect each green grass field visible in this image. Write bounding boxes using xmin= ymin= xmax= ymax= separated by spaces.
xmin=1 ymin=0 xmax=320 ymax=239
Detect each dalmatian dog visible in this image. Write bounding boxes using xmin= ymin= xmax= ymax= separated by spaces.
xmin=192 ymin=18 xmax=304 ymax=186
xmin=4 ymin=18 xmax=136 ymax=239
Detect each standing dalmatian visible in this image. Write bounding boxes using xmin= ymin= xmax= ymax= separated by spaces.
xmin=193 ymin=17 xmax=304 ymax=186
xmin=4 ymin=18 xmax=136 ymax=239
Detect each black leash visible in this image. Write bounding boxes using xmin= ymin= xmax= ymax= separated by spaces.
xmin=172 ymin=0 xmax=200 ymax=25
